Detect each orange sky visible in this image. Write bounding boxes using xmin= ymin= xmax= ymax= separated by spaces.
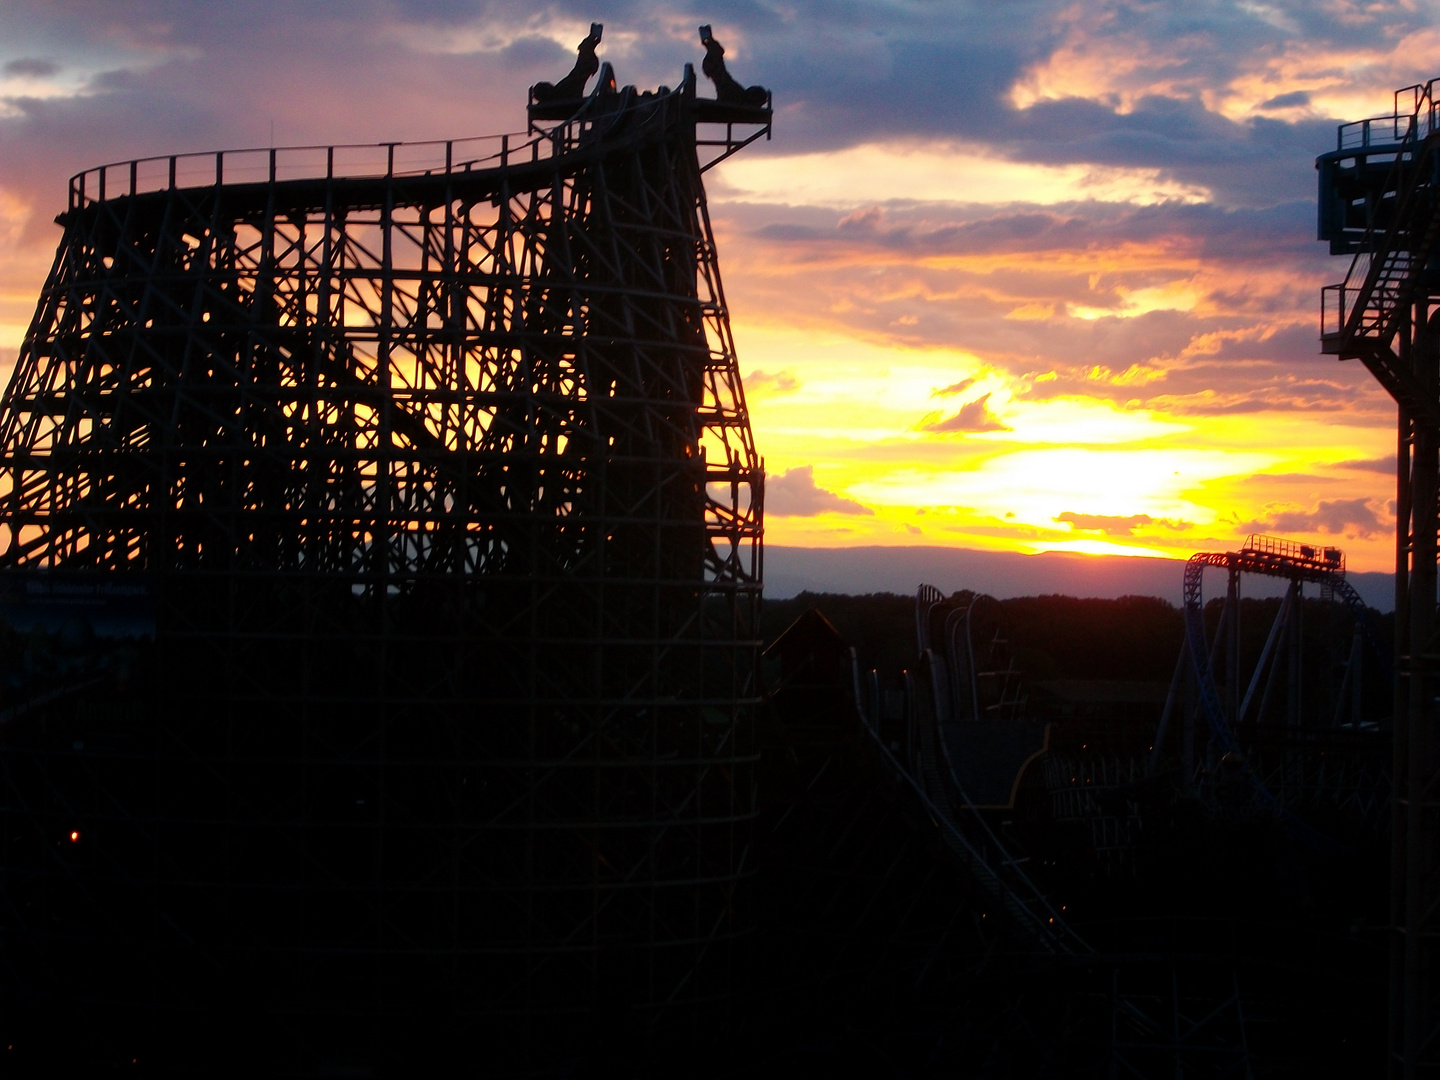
xmin=1 ymin=1 xmax=1435 ymax=574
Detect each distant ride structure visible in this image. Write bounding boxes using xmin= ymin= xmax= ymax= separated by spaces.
xmin=1149 ymin=535 xmax=1388 ymax=839
xmin=0 ymin=26 xmax=768 ymax=1073
xmin=1319 ymin=77 xmax=1440 ymax=1079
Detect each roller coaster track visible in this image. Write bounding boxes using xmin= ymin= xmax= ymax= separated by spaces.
xmin=870 ymin=587 xmax=1087 ymax=955
xmin=856 ymin=658 xmax=1088 ymax=956
xmin=850 ymin=588 xmax=1298 ymax=1073
xmin=1181 ymin=543 xmax=1385 ymax=850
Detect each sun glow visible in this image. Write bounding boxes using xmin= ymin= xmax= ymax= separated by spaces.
xmin=731 ymin=297 xmax=1396 ymax=569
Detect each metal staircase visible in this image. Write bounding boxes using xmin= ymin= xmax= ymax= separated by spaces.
xmin=1318 ymin=76 xmax=1440 ymax=1080
xmin=1321 ymin=80 xmax=1440 ymax=427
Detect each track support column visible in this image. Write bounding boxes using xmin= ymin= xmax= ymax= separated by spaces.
xmin=1394 ymin=299 xmax=1440 ymax=1078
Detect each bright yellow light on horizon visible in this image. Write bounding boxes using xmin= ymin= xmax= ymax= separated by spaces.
xmin=849 ymin=446 xmax=1267 ymax=522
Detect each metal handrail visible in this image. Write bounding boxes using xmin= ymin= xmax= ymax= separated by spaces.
xmin=1241 ymin=534 xmax=1345 ymax=573
xmin=1334 ymin=79 xmax=1439 ymax=151
xmin=67 ymin=130 xmax=546 ymax=211
xmin=65 ymin=69 xmax=702 ymax=212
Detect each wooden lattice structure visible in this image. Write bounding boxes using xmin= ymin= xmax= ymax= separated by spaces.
xmin=0 ymin=55 xmax=767 ymax=1073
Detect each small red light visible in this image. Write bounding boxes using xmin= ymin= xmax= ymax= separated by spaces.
xmin=68 ymin=830 xmax=80 ymax=843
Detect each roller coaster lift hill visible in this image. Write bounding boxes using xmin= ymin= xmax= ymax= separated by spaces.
xmin=0 ymin=24 xmax=770 ymax=1073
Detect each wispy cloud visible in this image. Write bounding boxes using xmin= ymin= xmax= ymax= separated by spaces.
xmin=932 ymin=376 xmax=978 ymax=397
xmin=4 ymin=58 xmax=59 ymax=79
xmin=1334 ymin=455 xmax=1394 ymax=474
xmin=744 ymin=369 xmax=800 ymax=394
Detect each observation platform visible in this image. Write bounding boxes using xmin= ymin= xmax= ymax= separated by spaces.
xmin=1315 ymin=83 xmax=1434 ymax=256
xmin=1317 ymin=78 xmax=1440 ymax=366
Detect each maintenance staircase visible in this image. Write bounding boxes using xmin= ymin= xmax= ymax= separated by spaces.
xmin=1321 ymin=80 xmax=1440 ymax=427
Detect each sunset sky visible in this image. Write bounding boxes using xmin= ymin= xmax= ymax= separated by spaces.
xmin=1 ymin=0 xmax=1434 ymax=574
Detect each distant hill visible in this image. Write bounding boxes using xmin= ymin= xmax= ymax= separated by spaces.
xmin=764 ymin=544 xmax=1395 ymax=612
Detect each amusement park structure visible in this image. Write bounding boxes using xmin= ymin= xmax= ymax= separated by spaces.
xmin=840 ymin=563 xmax=1388 ymax=1075
xmin=0 ymin=27 xmax=767 ymax=1072
xmin=1154 ymin=535 xmax=1385 ymax=827
xmin=1319 ymin=77 xmax=1440 ymax=1078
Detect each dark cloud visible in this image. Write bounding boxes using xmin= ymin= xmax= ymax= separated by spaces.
xmin=3 ymin=1 xmax=1421 ymax=237
xmin=744 ymin=199 xmax=1320 ymax=267
xmin=705 ymin=0 xmax=1420 ymax=209
xmin=1335 ymin=456 xmax=1395 ymax=474
xmin=924 ymin=393 xmax=1010 ymax=433
xmin=1056 ymin=512 xmax=1192 ymax=536
xmin=3 ymin=0 xmax=1428 ymax=188
xmin=1261 ymin=90 xmax=1310 ymax=110
xmin=767 ymin=465 xmax=873 ymax=517
xmin=4 ymin=58 xmax=59 ymax=78
xmin=1057 ymin=512 xmax=1155 ymax=536
xmin=1245 ymin=498 xmax=1386 ymax=537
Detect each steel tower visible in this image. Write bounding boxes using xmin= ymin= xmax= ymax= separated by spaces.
xmin=0 ymin=34 xmax=768 ymax=1072
xmin=1319 ymin=78 xmax=1440 ymax=1078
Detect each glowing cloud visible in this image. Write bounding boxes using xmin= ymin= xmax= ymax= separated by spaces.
xmin=1056 ymin=511 xmax=1191 ymax=536
xmin=923 ymin=393 xmax=1011 ymax=433
xmin=1245 ymin=498 xmax=1387 ymax=537
xmin=714 ymin=142 xmax=1210 ymax=209
xmin=744 ymin=369 xmax=800 ymax=394
xmin=768 ymin=466 xmax=874 ymax=517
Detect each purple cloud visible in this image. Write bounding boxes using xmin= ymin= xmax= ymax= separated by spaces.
xmin=924 ymin=393 xmax=1010 ymax=433
xmin=767 ymin=465 xmax=873 ymax=517
xmin=1334 ymin=456 xmax=1395 ymax=474
xmin=1056 ymin=512 xmax=1192 ymax=536
xmin=1245 ymin=498 xmax=1386 ymax=538
xmin=4 ymin=58 xmax=59 ymax=79
xmin=744 ymin=369 xmax=800 ymax=394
